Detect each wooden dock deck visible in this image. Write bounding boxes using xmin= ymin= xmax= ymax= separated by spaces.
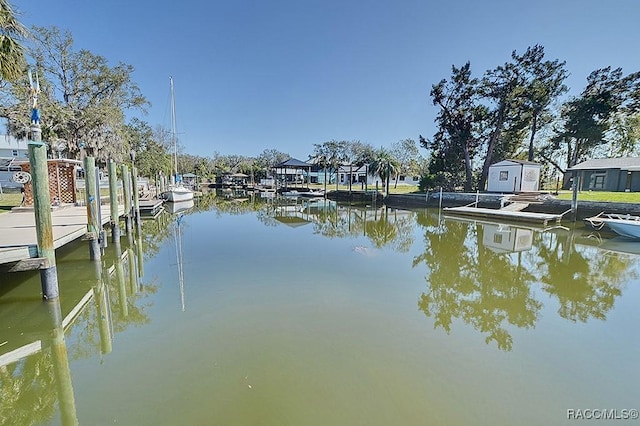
xmin=443 ymin=205 xmax=568 ymax=226
xmin=0 ymin=204 xmax=124 ymax=265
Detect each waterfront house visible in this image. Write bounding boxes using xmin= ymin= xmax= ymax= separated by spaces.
xmin=567 ymin=157 xmax=640 ymax=192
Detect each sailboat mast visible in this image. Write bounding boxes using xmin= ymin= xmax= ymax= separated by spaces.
xmin=170 ymin=76 xmax=178 ymax=182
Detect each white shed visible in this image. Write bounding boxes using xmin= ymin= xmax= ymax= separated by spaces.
xmin=486 ymin=160 xmax=540 ymax=193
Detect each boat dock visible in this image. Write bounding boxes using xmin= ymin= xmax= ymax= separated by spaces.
xmin=443 ymin=205 xmax=568 ymax=225
xmin=0 ymin=204 xmax=124 ymax=266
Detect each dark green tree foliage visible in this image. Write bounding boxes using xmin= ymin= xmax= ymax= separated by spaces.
xmin=25 ymin=26 xmax=147 ymax=163
xmin=0 ymin=0 xmax=27 ymax=82
xmin=427 ymin=62 xmax=486 ymax=191
xmin=477 ymin=52 xmax=530 ymax=191
xmin=126 ymin=118 xmax=170 ymax=178
xmin=515 ymin=45 xmax=568 ymax=161
xmin=547 ymin=67 xmax=640 ymax=170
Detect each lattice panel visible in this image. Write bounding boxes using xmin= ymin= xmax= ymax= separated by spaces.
xmin=20 ymin=161 xmax=78 ymax=206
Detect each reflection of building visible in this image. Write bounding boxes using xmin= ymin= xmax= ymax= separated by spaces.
xmin=482 ymin=223 xmax=534 ymax=254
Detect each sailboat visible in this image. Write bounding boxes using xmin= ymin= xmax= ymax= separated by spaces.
xmin=161 ymin=76 xmax=194 ymax=202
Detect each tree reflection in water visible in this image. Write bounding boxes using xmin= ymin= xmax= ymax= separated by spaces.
xmin=413 ymin=211 xmax=636 ymax=351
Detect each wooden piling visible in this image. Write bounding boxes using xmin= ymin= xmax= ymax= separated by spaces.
xmin=28 ymin=126 xmax=59 ymax=300
xmin=131 ymin=166 xmax=141 ymax=225
xmin=108 ymin=160 xmax=121 ymax=243
xmin=83 ymin=156 xmax=101 ymax=261
xmin=121 ymin=164 xmax=132 ymax=236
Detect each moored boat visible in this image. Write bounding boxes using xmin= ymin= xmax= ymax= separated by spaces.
xmin=585 ymin=213 xmax=640 ymax=239
xmin=160 ymin=76 xmax=194 ymax=203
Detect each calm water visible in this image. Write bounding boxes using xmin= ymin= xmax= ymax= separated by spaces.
xmin=1 ymin=193 xmax=639 ymax=425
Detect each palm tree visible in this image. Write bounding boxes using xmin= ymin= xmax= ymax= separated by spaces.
xmin=369 ymin=147 xmax=399 ymax=194
xmin=0 ymin=0 xmax=28 ymax=81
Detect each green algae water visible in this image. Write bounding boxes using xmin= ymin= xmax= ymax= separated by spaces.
xmin=1 ymin=193 xmax=639 ymax=425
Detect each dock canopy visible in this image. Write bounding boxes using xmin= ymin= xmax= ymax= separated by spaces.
xmin=273 ymin=158 xmax=312 ymax=188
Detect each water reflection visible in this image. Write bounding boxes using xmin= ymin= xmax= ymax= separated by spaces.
xmin=1 ymin=194 xmax=638 ymax=424
xmin=413 ymin=211 xmax=637 ymax=351
xmin=0 ymin=222 xmax=157 ymax=425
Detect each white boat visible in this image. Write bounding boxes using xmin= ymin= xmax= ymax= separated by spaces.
xmin=160 ymin=76 xmax=194 ymax=203
xmin=162 ymin=185 xmax=193 ymax=202
xmin=585 ymin=213 xmax=640 ymax=239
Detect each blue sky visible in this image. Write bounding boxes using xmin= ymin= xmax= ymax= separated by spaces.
xmin=11 ymin=0 xmax=640 ymax=160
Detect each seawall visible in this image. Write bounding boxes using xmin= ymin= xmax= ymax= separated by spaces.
xmin=384 ymin=192 xmax=640 ymax=221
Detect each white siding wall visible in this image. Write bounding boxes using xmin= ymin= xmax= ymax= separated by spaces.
xmin=487 ymin=164 xmax=522 ymax=192
xmin=520 ymin=165 xmax=540 ymax=191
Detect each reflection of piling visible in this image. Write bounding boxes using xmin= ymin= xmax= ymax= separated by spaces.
xmin=121 ymin=164 xmax=133 ymax=237
xmin=127 ymin=248 xmax=137 ymax=294
xmin=112 ymin=239 xmax=128 ymax=317
xmin=46 ymin=299 xmax=79 ymax=425
xmin=93 ymin=262 xmax=113 ymax=355
xmin=83 ymin=156 xmax=101 ymax=261
xmin=28 ymin=124 xmax=59 ymax=300
xmin=108 ymin=160 xmax=121 ymax=244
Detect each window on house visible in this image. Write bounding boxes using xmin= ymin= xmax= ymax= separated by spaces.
xmin=499 ymin=171 xmax=508 ymax=181
xmin=399 ymin=176 xmax=405 ymax=181
xmin=493 ymin=234 xmax=503 ymax=244
xmin=12 ymin=150 xmax=18 ymax=156
xmin=592 ymin=173 xmax=605 ymax=190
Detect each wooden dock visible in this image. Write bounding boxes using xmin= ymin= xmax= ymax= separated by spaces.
xmin=0 ymin=204 xmax=124 ymax=265
xmin=443 ymin=205 xmax=568 ymax=226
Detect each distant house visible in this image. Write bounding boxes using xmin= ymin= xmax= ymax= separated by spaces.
xmin=486 ymin=160 xmax=541 ymax=193
xmin=0 ymin=133 xmax=29 ymax=160
xmin=567 ymin=157 xmax=640 ymax=192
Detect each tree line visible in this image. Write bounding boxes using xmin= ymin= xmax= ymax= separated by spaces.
xmin=2 ymin=1 xmax=639 ymax=191
xmin=424 ymin=45 xmax=640 ymax=191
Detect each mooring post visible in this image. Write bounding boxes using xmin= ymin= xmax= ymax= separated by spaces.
xmin=28 ymin=125 xmax=60 ymax=300
xmin=121 ymin=164 xmax=132 ymax=236
xmin=131 ymin=166 xmax=141 ymax=225
xmin=108 ymin=160 xmax=120 ymax=243
xmin=83 ymin=156 xmax=101 ymax=261
xmin=571 ymin=173 xmax=579 ymax=222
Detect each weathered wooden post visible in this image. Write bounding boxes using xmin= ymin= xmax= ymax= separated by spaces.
xmin=121 ymin=164 xmax=132 ymax=236
xmin=571 ymin=173 xmax=579 ymax=222
xmin=25 ymin=68 xmax=60 ymax=299
xmin=28 ymin=126 xmax=60 ymax=300
xmin=83 ymin=156 xmax=101 ymax=261
xmin=108 ymin=160 xmax=120 ymax=243
xmin=131 ymin=166 xmax=141 ymax=225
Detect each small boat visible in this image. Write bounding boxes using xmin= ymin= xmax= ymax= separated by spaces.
xmin=160 ymin=77 xmax=194 ymax=203
xmin=585 ymin=213 xmax=640 ymax=239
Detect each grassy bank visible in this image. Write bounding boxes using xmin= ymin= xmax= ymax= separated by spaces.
xmin=0 ymin=193 xmax=22 ymax=213
xmin=554 ymin=191 xmax=640 ymax=203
